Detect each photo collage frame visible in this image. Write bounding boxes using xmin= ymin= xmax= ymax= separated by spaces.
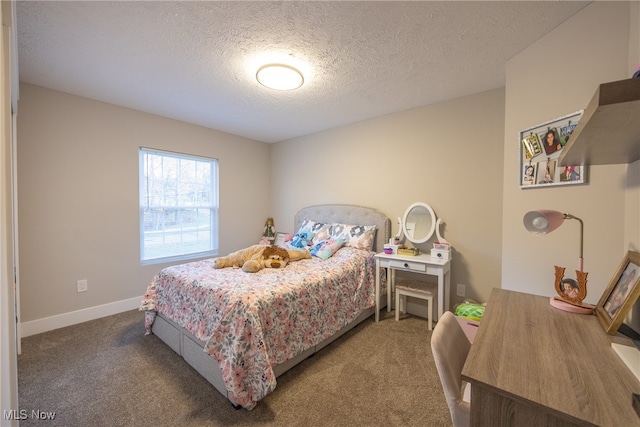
xmin=519 ymin=110 xmax=586 ymax=188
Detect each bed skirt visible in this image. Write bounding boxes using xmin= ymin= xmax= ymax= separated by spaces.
xmin=150 ymin=304 xmax=381 ymax=406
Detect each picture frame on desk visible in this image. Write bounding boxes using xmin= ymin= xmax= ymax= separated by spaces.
xmin=273 ymin=232 xmax=288 ymax=247
xmin=595 ymin=250 xmax=640 ymax=334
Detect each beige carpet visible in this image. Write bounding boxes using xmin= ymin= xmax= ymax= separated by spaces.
xmin=17 ymin=309 xmax=452 ymax=426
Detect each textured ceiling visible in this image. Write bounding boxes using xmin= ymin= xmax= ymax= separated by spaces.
xmin=16 ymin=1 xmax=590 ymax=143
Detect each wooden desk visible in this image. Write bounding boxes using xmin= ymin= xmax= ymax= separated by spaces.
xmin=462 ymin=288 xmax=640 ymax=427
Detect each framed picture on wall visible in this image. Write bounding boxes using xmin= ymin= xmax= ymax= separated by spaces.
xmin=519 ymin=110 xmax=585 ymax=188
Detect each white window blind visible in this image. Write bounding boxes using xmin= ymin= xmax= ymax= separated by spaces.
xmin=139 ymin=148 xmax=218 ymax=264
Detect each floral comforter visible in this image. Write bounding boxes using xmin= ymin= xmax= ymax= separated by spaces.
xmin=139 ymin=247 xmax=377 ymax=409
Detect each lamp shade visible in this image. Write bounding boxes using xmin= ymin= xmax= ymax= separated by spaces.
xmin=523 ymin=210 xmax=566 ymax=235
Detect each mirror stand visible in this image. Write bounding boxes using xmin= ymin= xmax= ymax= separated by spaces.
xmin=401 ymin=202 xmax=436 ymax=244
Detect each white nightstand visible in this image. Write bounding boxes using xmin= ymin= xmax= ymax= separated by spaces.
xmin=374 ymin=252 xmax=451 ymax=322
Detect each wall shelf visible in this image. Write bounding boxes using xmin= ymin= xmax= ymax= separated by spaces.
xmin=559 ymin=78 xmax=640 ymax=166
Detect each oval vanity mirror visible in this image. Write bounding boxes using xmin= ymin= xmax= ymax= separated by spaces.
xmin=402 ymin=202 xmax=436 ymax=244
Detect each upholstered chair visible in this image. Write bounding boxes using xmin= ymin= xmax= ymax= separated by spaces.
xmin=431 ymin=311 xmax=472 ymax=427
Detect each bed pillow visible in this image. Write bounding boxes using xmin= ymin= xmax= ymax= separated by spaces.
xmin=288 ymin=231 xmax=315 ymax=249
xmin=310 ymin=238 xmax=345 ymax=260
xmin=296 ymin=218 xmax=332 ymax=243
xmin=330 ymin=223 xmax=377 ymax=251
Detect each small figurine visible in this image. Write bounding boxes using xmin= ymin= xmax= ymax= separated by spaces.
xmin=263 ymin=217 xmax=275 ymax=242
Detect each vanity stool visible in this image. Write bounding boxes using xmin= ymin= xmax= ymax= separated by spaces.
xmin=395 ymin=280 xmax=438 ymax=330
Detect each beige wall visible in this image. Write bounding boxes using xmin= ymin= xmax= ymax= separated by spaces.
xmin=626 ymin=1 xmax=640 ymax=255
xmin=271 ymin=88 xmax=506 ymax=307
xmin=16 ymin=1 xmax=639 ymax=328
xmin=17 ymin=84 xmax=270 ymax=322
xmin=502 ymin=1 xmax=638 ymax=304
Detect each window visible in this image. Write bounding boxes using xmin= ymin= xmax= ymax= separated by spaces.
xmin=139 ymin=148 xmax=218 ymax=264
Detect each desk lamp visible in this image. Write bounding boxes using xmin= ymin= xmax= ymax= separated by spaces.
xmin=523 ymin=210 xmax=593 ymax=314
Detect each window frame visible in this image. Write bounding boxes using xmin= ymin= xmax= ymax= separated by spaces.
xmin=139 ymin=147 xmax=219 ymax=265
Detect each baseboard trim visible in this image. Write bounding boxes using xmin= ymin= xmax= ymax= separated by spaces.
xmin=20 ymin=296 xmax=142 ymax=337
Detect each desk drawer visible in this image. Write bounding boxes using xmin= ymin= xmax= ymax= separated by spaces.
xmin=389 ymin=259 xmax=426 ymax=272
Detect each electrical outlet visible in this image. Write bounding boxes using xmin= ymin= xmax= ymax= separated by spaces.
xmin=77 ymin=279 xmax=88 ymax=293
xmin=457 ymin=284 xmax=466 ymax=297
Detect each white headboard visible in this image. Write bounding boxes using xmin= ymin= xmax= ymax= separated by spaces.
xmin=294 ymin=204 xmax=391 ymax=253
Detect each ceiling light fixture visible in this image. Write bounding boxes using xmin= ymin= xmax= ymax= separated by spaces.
xmin=256 ymin=64 xmax=304 ymax=91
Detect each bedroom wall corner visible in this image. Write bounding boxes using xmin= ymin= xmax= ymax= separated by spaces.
xmin=501 ymin=1 xmax=634 ymax=303
xmin=16 ymin=84 xmax=271 ymax=327
xmin=269 ymin=88 xmax=506 ymax=308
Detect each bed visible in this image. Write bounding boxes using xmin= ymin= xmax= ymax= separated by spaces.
xmin=140 ymin=204 xmax=391 ymax=409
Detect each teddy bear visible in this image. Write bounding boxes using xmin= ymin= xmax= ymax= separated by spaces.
xmin=213 ymin=244 xmax=311 ymax=273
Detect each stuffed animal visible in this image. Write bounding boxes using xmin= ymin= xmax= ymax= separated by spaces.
xmin=213 ymin=244 xmax=310 ymax=273
xmin=262 ymin=246 xmax=292 ymax=269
